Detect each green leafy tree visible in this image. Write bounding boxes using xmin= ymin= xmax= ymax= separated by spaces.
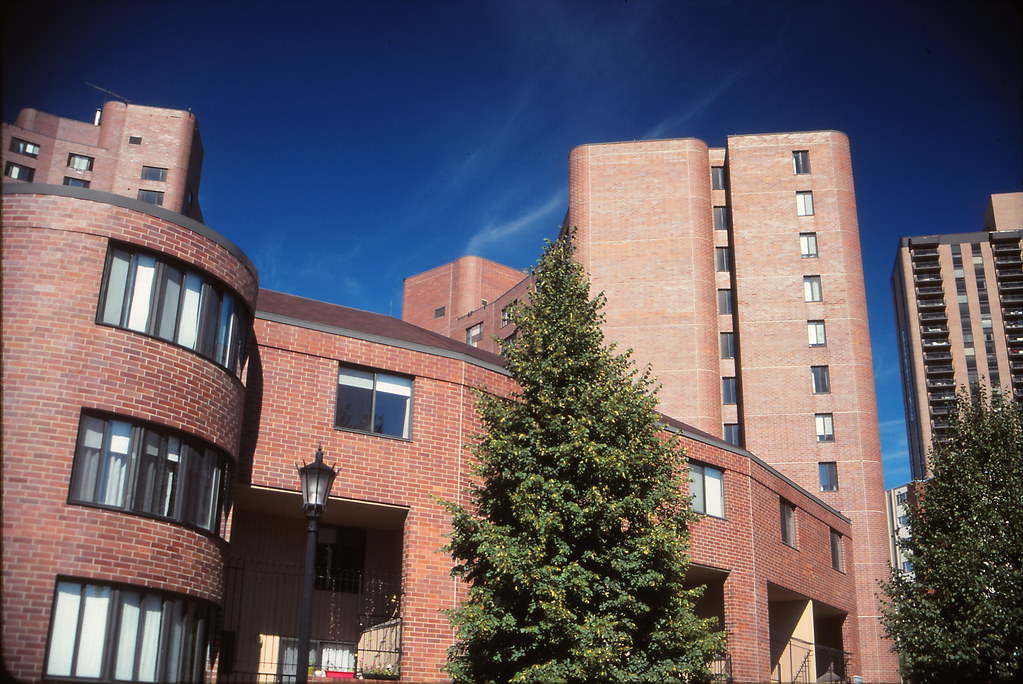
xmin=881 ymin=388 xmax=1023 ymax=683
xmin=443 ymin=233 xmax=725 ymax=683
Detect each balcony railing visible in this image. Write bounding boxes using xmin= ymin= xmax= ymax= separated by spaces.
xmin=912 ymin=248 xmax=939 ymax=258
xmin=916 ymin=286 xmax=945 ymax=297
xmin=919 ymin=310 xmax=948 ymax=321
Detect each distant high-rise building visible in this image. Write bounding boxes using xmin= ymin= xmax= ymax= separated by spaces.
xmin=885 ymin=484 xmax=914 ymax=575
xmin=892 ymin=192 xmax=1023 ymax=479
xmin=404 ymin=132 xmax=899 ymax=682
xmin=3 ymin=101 xmax=204 ymax=220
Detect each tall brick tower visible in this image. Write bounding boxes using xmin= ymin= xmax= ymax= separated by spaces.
xmin=405 ymin=131 xmax=900 ymax=681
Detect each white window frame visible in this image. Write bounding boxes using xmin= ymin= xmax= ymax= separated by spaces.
xmin=815 ymin=413 xmax=835 ymax=442
xmin=335 ymin=367 xmax=413 ymax=439
xmin=466 ymin=322 xmax=483 ymax=347
xmin=808 ymin=320 xmax=827 ymax=347
xmin=800 ymin=232 xmax=818 ymax=258
xmin=67 ymin=153 xmax=95 ymax=172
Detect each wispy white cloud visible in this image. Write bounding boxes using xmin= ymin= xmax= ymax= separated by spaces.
xmin=642 ymin=63 xmax=749 ymax=140
xmin=464 ymin=187 xmax=567 ymax=256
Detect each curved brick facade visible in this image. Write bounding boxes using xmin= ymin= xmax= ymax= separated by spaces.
xmin=1 ymin=187 xmax=257 ymax=682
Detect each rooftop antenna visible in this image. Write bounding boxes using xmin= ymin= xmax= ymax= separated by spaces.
xmin=84 ymin=82 xmax=130 ymax=104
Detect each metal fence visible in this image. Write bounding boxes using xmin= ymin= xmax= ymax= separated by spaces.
xmin=216 ymin=559 xmax=402 ymax=682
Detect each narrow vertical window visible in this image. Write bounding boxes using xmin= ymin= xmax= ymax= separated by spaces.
xmin=689 ymin=463 xmax=725 ymax=517
xmin=720 ymin=332 xmax=735 ymax=359
xmin=811 ymin=365 xmax=831 ymax=393
xmin=808 ymin=320 xmax=827 ymax=347
xmin=780 ymin=499 xmax=797 ymax=547
xmin=722 ymin=377 xmax=737 ymax=404
xmin=796 ymin=191 xmax=815 ymax=216
xmin=819 ymin=461 xmax=839 ymax=491
xmin=803 ymin=275 xmax=823 ymax=302
xmin=815 ymin=413 xmax=835 ymax=442
xmin=711 ymin=166 xmax=726 ymax=190
xmin=723 ymin=423 xmax=740 ymax=446
xmin=713 ymin=206 xmax=728 ymax=230
xmin=799 ymin=232 xmax=818 ymax=258
xmin=466 ymin=322 xmax=483 ymax=347
xmin=715 ymin=247 xmax=731 ymax=272
xmin=793 ymin=150 xmax=810 ymax=174
xmin=830 ymin=529 xmax=844 ymax=571
xmin=717 ymin=289 xmax=734 ymax=315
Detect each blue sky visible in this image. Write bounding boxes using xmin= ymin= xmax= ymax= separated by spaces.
xmin=4 ymin=0 xmax=1020 ymax=488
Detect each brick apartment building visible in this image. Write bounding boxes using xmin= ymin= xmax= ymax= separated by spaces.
xmin=405 ymin=133 xmax=900 ymax=682
xmin=5 ymin=105 xmax=878 ymax=682
xmin=892 ymin=191 xmax=1023 ymax=479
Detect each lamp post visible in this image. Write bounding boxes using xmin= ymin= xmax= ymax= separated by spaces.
xmin=296 ymin=446 xmax=338 ymax=684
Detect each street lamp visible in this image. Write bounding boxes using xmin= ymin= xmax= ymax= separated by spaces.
xmin=296 ymin=446 xmax=338 ymax=684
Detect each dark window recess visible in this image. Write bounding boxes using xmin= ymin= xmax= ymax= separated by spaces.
xmin=819 ymin=461 xmax=839 ymax=491
xmin=780 ymin=499 xmax=797 ymax=547
xmin=67 ymin=153 xmax=95 ymax=171
xmin=9 ymin=138 xmax=40 ymax=157
xmin=793 ymin=150 xmax=811 ymax=174
xmin=711 ymin=166 xmax=726 ymax=190
xmin=315 ymin=526 xmax=366 ymax=592
xmin=433 ymin=306 xmax=446 ymax=318
xmin=128 ymin=136 xmax=143 ymax=145
xmin=63 ymin=177 xmax=90 ymax=188
xmin=4 ymin=161 xmax=34 ymax=181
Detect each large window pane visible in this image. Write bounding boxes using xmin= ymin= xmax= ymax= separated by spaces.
xmin=126 ymin=255 xmax=157 ymax=332
xmin=177 ymin=273 xmax=203 ymax=350
xmin=75 ymin=584 xmax=112 ymax=677
xmin=71 ymin=416 xmax=106 ymax=502
xmin=157 ymin=265 xmax=182 ymax=341
xmin=704 ymin=466 xmax=724 ymax=518
xmin=99 ymin=421 xmax=133 ymax=507
xmin=337 ymin=368 xmax=374 ymax=432
xmin=101 ymin=250 xmax=131 ymax=325
xmin=374 ymin=374 xmax=412 ymax=437
xmin=137 ymin=595 xmax=163 ymax=682
xmin=46 ymin=582 xmax=82 ymax=676
xmin=115 ymin=591 xmax=142 ymax=680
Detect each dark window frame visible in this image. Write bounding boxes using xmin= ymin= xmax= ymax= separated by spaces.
xmin=4 ymin=161 xmax=35 ymax=181
xmin=68 ymin=411 xmax=230 ymax=536
xmin=793 ymin=150 xmax=811 ymax=175
xmin=711 ymin=166 xmax=726 ymax=190
xmin=689 ymin=462 xmax=725 ymax=518
xmin=137 ymin=189 xmax=164 ymax=206
xmin=720 ymin=332 xmax=736 ymax=359
xmin=811 ymin=365 xmax=831 ymax=394
xmin=830 ymin=529 xmax=844 ymax=571
xmin=780 ymin=498 xmax=797 ymax=548
xmin=63 ymin=177 xmax=90 ymax=188
xmin=9 ymin=137 xmax=41 ymax=157
xmin=67 ymin=153 xmax=95 ymax=172
xmin=722 ymin=376 xmax=738 ymax=405
xmin=819 ymin=461 xmax=839 ymax=492
xmin=335 ymin=365 xmax=414 ymax=440
xmin=718 ymin=289 xmax=734 ymax=315
xmin=141 ymin=165 xmax=168 ymax=182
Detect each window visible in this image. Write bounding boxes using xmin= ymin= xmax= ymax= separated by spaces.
xmin=811 ymin=365 xmax=831 ymax=393
xmin=137 ymin=189 xmax=164 ymax=206
xmin=63 ymin=177 xmax=90 ymax=188
xmin=45 ymin=579 xmax=211 ymax=682
xmin=70 ymin=413 xmax=228 ymax=533
xmin=128 ymin=135 xmax=142 ymax=145
xmin=278 ymin=638 xmax=355 ymax=682
xmin=335 ymin=367 xmax=413 ymax=439
xmin=433 ymin=306 xmax=445 ymax=319
xmin=711 ymin=166 xmax=726 ymax=190
xmin=713 ymin=206 xmax=728 ymax=230
xmin=315 ymin=526 xmax=366 ymax=592
xmin=466 ymin=322 xmax=483 ymax=347
xmin=808 ymin=320 xmax=827 ymax=347
xmin=717 ymin=289 xmax=734 ymax=315
xmin=689 ymin=463 xmax=724 ymax=517
xmin=501 ymin=301 xmax=517 ymax=327
xmin=97 ymin=246 xmax=249 ymax=373
xmin=800 ymin=232 xmax=818 ymax=258
xmin=803 ymin=275 xmax=822 ymax=302
xmin=9 ymin=137 xmax=40 ymax=157
xmin=723 ymin=423 xmax=740 ymax=446
xmin=819 ymin=461 xmax=838 ymax=491
xmin=895 ymin=490 xmax=908 ymax=506
xmin=4 ymin=161 xmax=34 ymax=181
xmin=780 ymin=499 xmax=797 ymax=547
xmin=815 ymin=413 xmax=835 ymax=442
xmin=67 ymin=153 xmax=95 ymax=171
xmin=722 ymin=377 xmax=737 ymax=404
xmin=830 ymin=529 xmax=844 ymax=571
xmin=796 ymin=191 xmax=815 ymax=216
xmin=720 ymin=332 xmax=735 ymax=359
xmin=141 ymin=165 xmax=168 ymax=181
xmin=793 ymin=150 xmax=810 ymax=175
xmin=715 ymin=247 xmax=731 ymax=272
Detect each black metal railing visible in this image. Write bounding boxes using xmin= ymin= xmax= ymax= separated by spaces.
xmin=815 ymin=644 xmax=852 ymax=683
xmin=216 ymin=558 xmax=402 ymax=683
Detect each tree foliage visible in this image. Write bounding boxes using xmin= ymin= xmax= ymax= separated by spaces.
xmin=881 ymin=388 xmax=1023 ymax=683
xmin=443 ymin=232 xmax=725 ymax=683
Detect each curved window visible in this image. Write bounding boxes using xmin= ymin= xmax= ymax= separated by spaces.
xmin=69 ymin=413 xmax=228 ymax=535
xmin=45 ymin=579 xmax=211 ymax=682
xmin=98 ymin=245 xmax=249 ymax=374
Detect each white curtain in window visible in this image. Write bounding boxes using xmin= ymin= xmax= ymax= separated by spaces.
xmin=796 ymin=191 xmax=814 ymax=216
xmin=137 ymin=595 xmax=163 ymax=682
xmin=127 ymin=256 xmax=156 ymax=332
xmin=321 ymin=643 xmax=354 ymax=671
xmin=101 ymin=421 xmax=132 ymax=507
xmin=163 ymin=438 xmax=181 ymax=517
xmin=46 ymin=582 xmax=82 ymax=676
xmin=164 ymin=599 xmax=184 ymax=682
xmin=75 ymin=584 xmax=112 ymax=677
xmin=115 ymin=592 xmax=142 ymax=680
xmin=73 ymin=417 xmax=105 ymax=502
xmin=177 ymin=273 xmax=203 ymax=349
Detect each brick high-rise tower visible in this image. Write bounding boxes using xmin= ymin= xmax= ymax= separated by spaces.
xmin=892 ymin=192 xmax=1023 ymax=479
xmin=405 ymin=131 xmax=899 ymax=682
